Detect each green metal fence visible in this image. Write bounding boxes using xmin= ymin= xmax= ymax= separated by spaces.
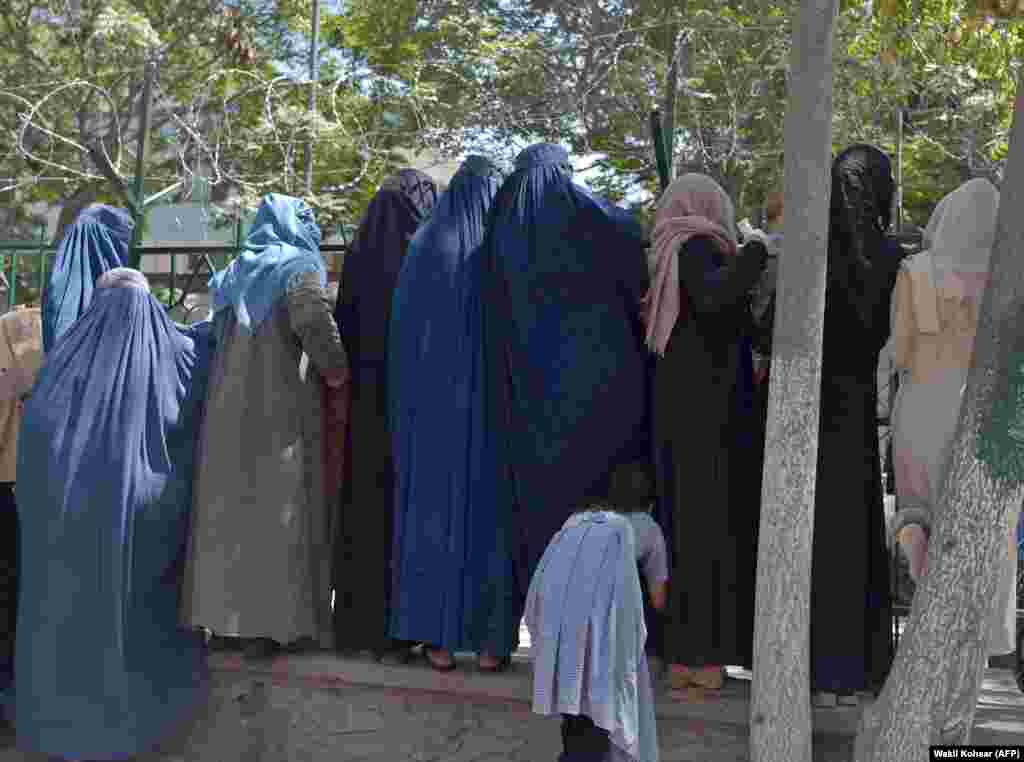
xmin=0 ymin=226 xmax=55 ymax=311
xmin=0 ymin=220 xmax=349 ymax=313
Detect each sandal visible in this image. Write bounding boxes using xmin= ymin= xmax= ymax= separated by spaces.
xmin=423 ymin=646 xmax=456 ymax=673
xmin=690 ymin=666 xmax=724 ymax=690
xmin=371 ymin=640 xmax=416 ymax=665
xmin=669 ymin=665 xmax=694 ymax=691
xmin=478 ymin=654 xmax=512 ymax=673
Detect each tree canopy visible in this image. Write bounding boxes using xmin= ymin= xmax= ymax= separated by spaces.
xmin=2 ymin=0 xmax=1022 ymax=236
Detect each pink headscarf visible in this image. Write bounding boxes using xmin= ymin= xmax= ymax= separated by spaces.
xmin=642 ymin=173 xmax=738 ymax=356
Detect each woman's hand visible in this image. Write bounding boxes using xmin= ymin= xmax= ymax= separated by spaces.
xmin=897 ymin=524 xmax=929 ymax=582
xmin=650 ymin=581 xmax=667 ymax=612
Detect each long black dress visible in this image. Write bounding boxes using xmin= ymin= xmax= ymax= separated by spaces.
xmin=655 ymin=235 xmax=766 ymax=668
xmin=810 ymin=145 xmax=902 ymax=694
xmin=331 ymin=169 xmax=438 ymax=654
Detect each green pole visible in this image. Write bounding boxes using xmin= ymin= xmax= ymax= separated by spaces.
xmin=37 ymin=224 xmax=46 ymax=303
xmin=650 ymin=108 xmax=671 ymax=194
xmin=3 ymin=252 xmax=10 ymax=312
xmin=169 ymin=249 xmax=177 ymax=309
xmin=10 ymin=246 xmax=18 ymax=311
xmin=232 ymin=215 xmax=243 ymax=270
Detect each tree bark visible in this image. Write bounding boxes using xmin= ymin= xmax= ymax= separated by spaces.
xmin=853 ymin=66 xmax=1024 ymax=761
xmin=749 ymin=1 xmax=839 ymax=761
xmin=52 ymin=182 xmax=100 ymax=246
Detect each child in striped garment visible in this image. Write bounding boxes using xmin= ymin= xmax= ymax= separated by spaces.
xmin=526 ymin=462 xmax=666 ymax=762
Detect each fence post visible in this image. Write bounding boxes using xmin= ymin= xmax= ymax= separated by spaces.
xmin=37 ymin=224 xmax=47 ymax=305
xmin=5 ymin=249 xmax=11 ymax=313
xmin=169 ymin=248 xmax=177 ymax=309
xmin=10 ymin=244 xmax=18 ymax=312
xmin=233 ymin=215 xmax=243 ymax=269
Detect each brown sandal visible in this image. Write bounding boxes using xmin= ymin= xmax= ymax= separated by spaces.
xmin=424 ymin=647 xmax=456 ymax=673
xmin=478 ymin=654 xmax=512 ymax=673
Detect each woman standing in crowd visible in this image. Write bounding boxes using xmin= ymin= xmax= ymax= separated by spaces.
xmin=810 ymin=145 xmax=902 ymax=706
xmin=646 ymin=173 xmax=768 ymax=694
xmin=387 ymin=157 xmax=519 ymax=671
xmin=482 ymin=144 xmax=650 ymax=653
xmin=42 ymin=203 xmax=132 ymax=352
xmin=182 ymin=194 xmax=349 ymax=658
xmin=332 ymin=169 xmax=438 ymax=662
xmin=891 ymin=178 xmax=1017 ymax=658
xmin=0 ymin=305 xmax=41 ymax=707
xmin=13 ymin=268 xmax=214 ymax=760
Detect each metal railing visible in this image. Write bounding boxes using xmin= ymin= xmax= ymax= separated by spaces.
xmin=0 ymin=235 xmax=350 ymax=313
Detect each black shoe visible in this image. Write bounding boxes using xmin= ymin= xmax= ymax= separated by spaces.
xmin=243 ymin=638 xmax=281 ymax=661
xmin=209 ymin=635 xmax=244 ymax=653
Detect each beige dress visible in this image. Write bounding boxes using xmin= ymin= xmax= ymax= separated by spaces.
xmin=890 ymin=256 xmax=1017 ymax=655
xmin=180 ymin=271 xmax=348 ymax=647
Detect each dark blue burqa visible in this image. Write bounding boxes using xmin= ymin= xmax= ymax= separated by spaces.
xmin=12 ymin=280 xmax=214 ymax=760
xmin=481 ymin=144 xmax=650 ymax=605
xmin=387 ymin=157 xmax=518 ymax=655
xmin=42 ymin=204 xmax=132 ymax=352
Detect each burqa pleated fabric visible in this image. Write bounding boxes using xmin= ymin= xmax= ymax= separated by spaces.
xmin=182 ymin=194 xmax=348 ymax=648
xmin=525 ymin=512 xmax=658 ymax=762
xmin=12 ymin=270 xmax=213 ymax=761
xmin=481 ymin=144 xmax=650 ymax=608
xmin=42 ymin=204 xmax=132 ymax=353
xmin=332 ymin=169 xmax=438 ymax=653
xmin=387 ymin=157 xmax=518 ymax=656
xmin=811 ymin=145 xmax=901 ymax=694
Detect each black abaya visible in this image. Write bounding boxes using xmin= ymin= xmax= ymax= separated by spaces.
xmin=655 ymin=235 xmax=766 ymax=668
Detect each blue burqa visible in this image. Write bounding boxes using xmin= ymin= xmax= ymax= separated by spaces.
xmin=11 ymin=277 xmax=214 ymax=760
xmin=42 ymin=204 xmax=132 ymax=352
xmin=481 ymin=143 xmax=651 ymax=606
xmin=387 ymin=156 xmax=519 ymax=655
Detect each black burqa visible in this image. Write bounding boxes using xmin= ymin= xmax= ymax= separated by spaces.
xmin=332 ymin=169 xmax=438 ymax=653
xmin=810 ymin=145 xmax=900 ymax=694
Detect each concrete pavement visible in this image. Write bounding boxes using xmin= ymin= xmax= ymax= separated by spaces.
xmin=2 ymin=647 xmax=1021 ymax=761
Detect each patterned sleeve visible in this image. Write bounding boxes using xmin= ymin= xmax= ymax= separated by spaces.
xmin=285 ymin=269 xmax=349 ymax=375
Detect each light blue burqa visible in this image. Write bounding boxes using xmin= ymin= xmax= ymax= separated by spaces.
xmin=525 ymin=511 xmax=659 ymax=762
xmin=42 ymin=204 xmax=132 ymax=352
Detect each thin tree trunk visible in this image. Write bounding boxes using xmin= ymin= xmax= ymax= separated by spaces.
xmin=53 ymin=182 xmax=100 ymax=246
xmin=853 ymin=66 xmax=1024 ymax=761
xmin=749 ymin=1 xmax=839 ymax=761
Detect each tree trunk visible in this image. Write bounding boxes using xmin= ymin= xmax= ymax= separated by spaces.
xmin=853 ymin=66 xmax=1024 ymax=761
xmin=749 ymin=1 xmax=839 ymax=761
xmin=52 ymin=183 xmax=101 ymax=246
